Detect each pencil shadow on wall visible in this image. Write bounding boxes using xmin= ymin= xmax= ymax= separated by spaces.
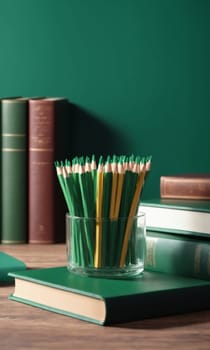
xmin=66 ymin=103 xmax=124 ymax=159
xmin=54 ymin=102 xmax=124 ymax=243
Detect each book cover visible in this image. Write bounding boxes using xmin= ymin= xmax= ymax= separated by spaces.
xmin=0 ymin=252 xmax=26 ymax=284
xmin=28 ymin=97 xmax=69 ymax=243
xmin=160 ymin=174 xmax=210 ymax=200
xmin=9 ymin=266 xmax=210 ymax=325
xmin=139 ymin=198 xmax=210 ymax=238
xmin=145 ymin=230 xmax=210 ymax=280
xmin=1 ymin=98 xmax=28 ymax=243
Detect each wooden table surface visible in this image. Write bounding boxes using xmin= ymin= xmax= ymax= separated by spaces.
xmin=1 ymin=244 xmax=210 ymax=350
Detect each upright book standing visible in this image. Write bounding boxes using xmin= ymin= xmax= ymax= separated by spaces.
xmin=28 ymin=97 xmax=69 ymax=243
xmin=1 ymin=98 xmax=28 ymax=243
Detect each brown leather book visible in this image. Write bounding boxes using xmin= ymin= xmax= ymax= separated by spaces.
xmin=28 ymin=97 xmax=70 ymax=243
xmin=160 ymin=174 xmax=210 ymax=200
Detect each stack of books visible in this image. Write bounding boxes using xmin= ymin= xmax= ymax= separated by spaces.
xmin=8 ymin=173 xmax=210 ymax=326
xmin=3 ymin=98 xmax=210 ymax=324
xmin=139 ymin=174 xmax=210 ymax=281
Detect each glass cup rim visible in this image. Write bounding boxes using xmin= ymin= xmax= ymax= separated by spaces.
xmin=66 ymin=212 xmax=145 ymax=221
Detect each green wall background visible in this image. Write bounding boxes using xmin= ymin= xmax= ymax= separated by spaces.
xmin=0 ymin=0 xmax=210 ymax=198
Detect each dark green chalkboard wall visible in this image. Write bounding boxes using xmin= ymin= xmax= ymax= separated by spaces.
xmin=1 ymin=0 xmax=210 ymax=198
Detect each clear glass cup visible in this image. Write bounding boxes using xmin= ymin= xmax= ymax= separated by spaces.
xmin=66 ymin=212 xmax=146 ymax=278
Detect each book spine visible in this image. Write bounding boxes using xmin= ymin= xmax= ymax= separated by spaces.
xmin=28 ymin=98 xmax=67 ymax=243
xmin=1 ymin=99 xmax=28 ymax=243
xmin=145 ymin=231 xmax=210 ymax=280
xmin=160 ymin=176 xmax=210 ymax=199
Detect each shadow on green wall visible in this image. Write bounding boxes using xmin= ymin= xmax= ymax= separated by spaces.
xmin=54 ymin=101 xmax=152 ymax=210
xmin=64 ymin=103 xmax=124 ymax=160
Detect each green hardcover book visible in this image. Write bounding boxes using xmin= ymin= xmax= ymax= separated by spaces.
xmin=0 ymin=252 xmax=26 ymax=284
xmin=9 ymin=266 xmax=210 ymax=325
xmin=1 ymin=99 xmax=28 ymax=243
xmin=145 ymin=230 xmax=210 ymax=280
xmin=139 ymin=198 xmax=210 ymax=238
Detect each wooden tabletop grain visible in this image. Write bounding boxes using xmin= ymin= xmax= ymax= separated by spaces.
xmin=1 ymin=244 xmax=210 ymax=350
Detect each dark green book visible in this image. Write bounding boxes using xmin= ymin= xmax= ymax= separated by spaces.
xmin=1 ymin=98 xmax=28 ymax=243
xmin=0 ymin=252 xmax=26 ymax=284
xmin=145 ymin=230 xmax=210 ymax=280
xmin=139 ymin=198 xmax=210 ymax=238
xmin=9 ymin=266 xmax=210 ymax=325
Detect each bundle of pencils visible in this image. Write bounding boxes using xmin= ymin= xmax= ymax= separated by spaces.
xmin=55 ymin=154 xmax=152 ymax=269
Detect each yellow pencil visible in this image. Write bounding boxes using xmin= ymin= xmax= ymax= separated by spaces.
xmin=119 ymin=168 xmax=146 ymax=267
xmin=113 ymin=159 xmax=125 ymax=219
xmin=94 ymin=157 xmax=104 ymax=268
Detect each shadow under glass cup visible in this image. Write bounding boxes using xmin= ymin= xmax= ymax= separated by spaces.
xmin=66 ymin=212 xmax=146 ymax=278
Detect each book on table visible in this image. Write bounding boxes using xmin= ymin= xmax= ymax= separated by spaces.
xmin=145 ymin=230 xmax=210 ymax=280
xmin=160 ymin=174 xmax=210 ymax=200
xmin=139 ymin=198 xmax=210 ymax=238
xmin=0 ymin=252 xmax=26 ymax=284
xmin=8 ymin=266 xmax=210 ymax=325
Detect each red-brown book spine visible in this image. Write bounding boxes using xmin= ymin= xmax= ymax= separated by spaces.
xmin=160 ymin=174 xmax=210 ymax=200
xmin=28 ymin=98 xmax=68 ymax=243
